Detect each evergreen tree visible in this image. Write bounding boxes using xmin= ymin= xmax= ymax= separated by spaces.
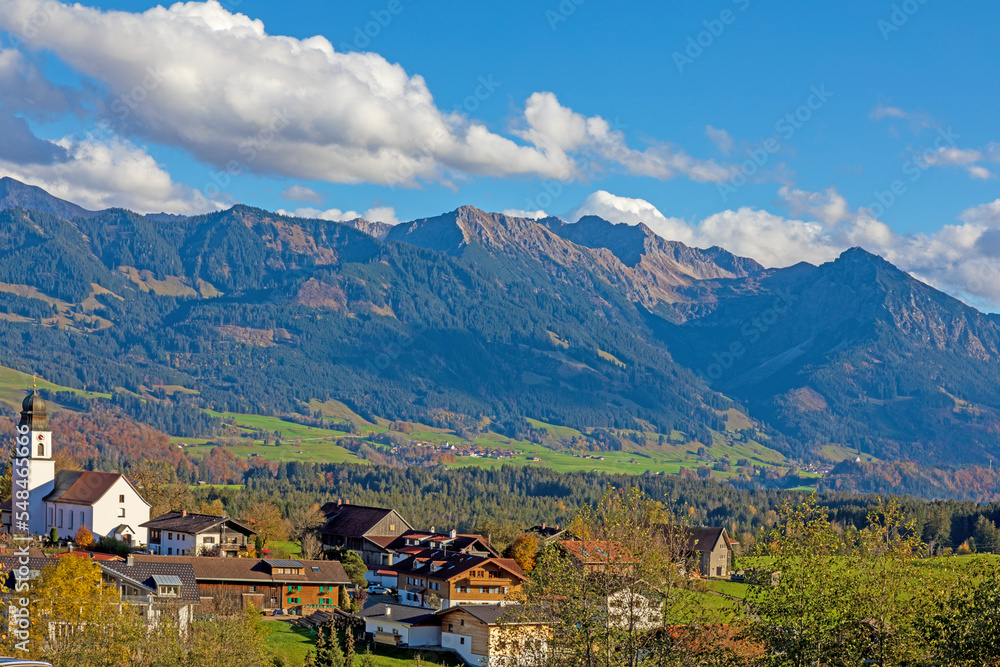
xmin=343 ymin=627 xmax=356 ymax=667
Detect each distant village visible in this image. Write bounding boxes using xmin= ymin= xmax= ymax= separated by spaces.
xmin=1 ymin=391 xmax=740 ymax=666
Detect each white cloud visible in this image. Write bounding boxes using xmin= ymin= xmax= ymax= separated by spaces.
xmin=501 ymin=209 xmax=549 ymax=220
xmin=778 ymin=186 xmax=850 ymax=225
xmin=870 ymin=104 xmax=907 ymax=120
xmin=281 ymin=184 xmax=324 ymax=204
xmin=705 ymin=125 xmax=734 ymax=155
xmin=569 ymin=191 xmax=696 ymax=244
xmin=277 ymin=207 xmax=362 ymax=222
xmin=0 ymin=1 xmax=736 ymax=189
xmin=0 ymin=133 xmax=202 ymax=213
xmin=278 ymin=204 xmax=398 ymax=225
xmin=363 ymin=205 xmax=399 ymax=225
xmin=920 ymin=146 xmax=996 ymax=180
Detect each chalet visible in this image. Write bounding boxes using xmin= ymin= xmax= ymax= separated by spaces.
xmin=667 ymin=526 xmax=738 ymax=578
xmin=141 ymin=511 xmax=256 ymax=556
xmin=132 ymin=555 xmax=350 ymax=615
xmin=366 ymin=528 xmax=496 ymax=586
xmin=392 ymin=549 xmax=526 ymax=610
xmin=438 ymin=604 xmax=548 ymax=667
xmin=1 ymin=554 xmax=199 ymax=631
xmin=319 ymin=501 xmax=412 ymax=567
xmin=358 ymin=603 xmax=441 ymax=648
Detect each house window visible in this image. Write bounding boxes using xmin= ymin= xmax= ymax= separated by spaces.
xmin=68 ymin=512 xmax=73 ymax=529
xmin=167 ymin=548 xmax=173 ymax=555
xmin=288 ymin=598 xmax=300 ymax=604
xmin=204 ymin=537 xmax=215 ymax=544
xmin=460 ymin=619 xmax=465 ymax=626
xmin=448 ymin=624 xmax=453 ymax=632
xmin=460 ymin=638 xmax=465 ymax=645
xmin=119 ymin=494 xmax=125 ymax=503
xmin=389 ymin=524 xmax=396 ymax=531
xmin=168 ymin=532 xmax=173 ymax=540
xmin=119 ymin=508 xmax=126 ymax=518
xmin=58 ymin=509 xmax=63 ymax=527
xmin=79 ymin=511 xmax=84 ymax=526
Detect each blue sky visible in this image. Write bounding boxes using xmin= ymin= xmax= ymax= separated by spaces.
xmin=1 ymin=0 xmax=999 ymax=307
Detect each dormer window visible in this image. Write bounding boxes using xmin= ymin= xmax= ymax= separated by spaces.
xmin=158 ymin=585 xmax=179 ymax=597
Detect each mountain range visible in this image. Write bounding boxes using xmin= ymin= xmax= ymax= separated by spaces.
xmin=0 ymin=176 xmax=998 ymax=466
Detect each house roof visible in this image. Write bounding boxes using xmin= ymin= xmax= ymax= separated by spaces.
xmin=100 ymin=560 xmax=200 ymax=601
xmin=358 ymin=603 xmax=437 ymax=626
xmin=130 ymin=555 xmax=350 ymax=585
xmin=391 ymin=549 xmax=526 ymax=583
xmin=42 ymin=470 xmax=150 ymax=507
xmin=0 ymin=556 xmax=199 ymax=602
xmin=319 ymin=504 xmax=410 ymax=538
xmin=437 ymin=604 xmax=536 ymax=626
xmin=56 ymin=550 xmax=125 ymax=562
xmin=140 ymin=511 xmax=256 ymax=536
xmin=558 ymin=540 xmax=633 ymax=564
xmin=384 ymin=531 xmax=498 ymax=557
xmin=264 ymin=559 xmax=305 ymax=569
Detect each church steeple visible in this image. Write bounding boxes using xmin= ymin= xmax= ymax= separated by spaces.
xmin=19 ymin=389 xmax=48 ymax=431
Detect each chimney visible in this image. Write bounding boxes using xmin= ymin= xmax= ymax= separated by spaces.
xmin=337 ymin=498 xmax=342 ymax=506
xmin=385 ymin=605 xmax=392 ymax=617
xmin=344 ymin=499 xmax=350 ymax=505
xmin=556 ymin=524 xmax=560 ymax=530
xmin=181 ymin=510 xmax=187 ymax=517
xmin=450 ymin=529 xmax=457 ymax=539
xmin=542 ymin=522 xmax=546 ymax=530
xmin=430 ymin=526 xmax=435 ymax=534
xmin=127 ymin=555 xmax=134 ymax=567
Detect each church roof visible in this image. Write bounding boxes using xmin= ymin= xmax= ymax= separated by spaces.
xmin=42 ymin=470 xmax=149 ymax=507
xmin=19 ymin=389 xmax=48 ymax=430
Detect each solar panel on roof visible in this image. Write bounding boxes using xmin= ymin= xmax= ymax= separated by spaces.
xmin=151 ymin=574 xmax=183 ymax=586
xmin=264 ymin=559 xmax=305 ymax=568
xmin=311 ymin=566 xmax=320 ymax=572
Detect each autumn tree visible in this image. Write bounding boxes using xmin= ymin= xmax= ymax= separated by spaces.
xmin=504 ymin=534 xmax=539 ymax=574
xmin=245 ymin=500 xmax=288 ymax=549
xmin=74 ymin=524 xmax=94 ymax=549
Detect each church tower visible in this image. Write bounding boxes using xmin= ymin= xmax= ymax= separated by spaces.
xmin=18 ymin=390 xmax=55 ymax=536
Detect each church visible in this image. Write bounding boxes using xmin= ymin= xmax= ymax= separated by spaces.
xmin=2 ymin=390 xmax=151 ymax=546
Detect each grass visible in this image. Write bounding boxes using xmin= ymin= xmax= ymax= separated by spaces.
xmin=0 ymin=362 xmax=111 ymax=411
xmin=264 ymin=622 xmax=459 ymax=667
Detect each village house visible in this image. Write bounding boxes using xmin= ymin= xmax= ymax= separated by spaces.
xmin=671 ymin=526 xmax=738 ymax=578
xmin=524 ymin=522 xmax=569 ymax=545
xmin=392 ymin=549 xmax=526 ymax=610
xmin=368 ymin=528 xmax=498 ymax=587
xmin=1 ymin=554 xmax=200 ymax=632
xmin=318 ymin=501 xmax=412 ymax=567
xmin=141 ymin=510 xmax=257 ymax=556
xmin=357 ymin=603 xmax=441 ymax=648
xmin=556 ymin=540 xmax=633 ymax=573
xmin=133 ymin=554 xmax=350 ymax=615
xmin=438 ymin=604 xmax=548 ymax=667
xmin=0 ymin=391 xmax=151 ymax=546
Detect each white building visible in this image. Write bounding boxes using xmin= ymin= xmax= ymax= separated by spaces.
xmin=2 ymin=391 xmax=151 ymax=545
xmin=357 ymin=603 xmax=441 ymax=648
xmin=141 ymin=511 xmax=256 ymax=556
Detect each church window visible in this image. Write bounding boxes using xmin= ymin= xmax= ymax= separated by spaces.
xmin=48 ymin=508 xmax=53 ymax=525
xmin=119 ymin=494 xmax=125 ymax=503
xmin=119 ymin=508 xmax=126 ymax=518
xmin=79 ymin=511 xmax=84 ymax=526
xmin=38 ymin=443 xmax=44 ymax=457
xmin=58 ymin=509 xmax=63 ymax=527
xmin=68 ymin=512 xmax=73 ymax=529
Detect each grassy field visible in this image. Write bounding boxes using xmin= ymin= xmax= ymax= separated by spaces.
xmin=0 ymin=363 xmax=110 ymax=411
xmin=264 ymin=621 xmax=459 ymax=667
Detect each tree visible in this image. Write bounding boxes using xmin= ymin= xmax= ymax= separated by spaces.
xmin=335 ymin=550 xmax=368 ymax=588
xmin=343 ymin=626 xmax=356 ymax=667
xmin=49 ymin=526 xmax=58 ymax=544
xmin=925 ymin=559 xmax=1000 ymax=665
xmin=245 ymin=501 xmax=288 ymax=549
xmin=74 ymin=524 xmax=94 ymax=549
xmin=339 ymin=585 xmax=353 ymax=610
xmin=301 ymin=532 xmax=324 ymax=560
xmin=290 ymin=503 xmax=326 ymax=541
xmin=501 ymin=488 xmax=743 ymax=666
xmin=504 ymin=534 xmax=539 ymax=574
xmin=255 ymin=534 xmax=265 ymax=557
xmin=0 ymin=555 xmax=146 ymax=665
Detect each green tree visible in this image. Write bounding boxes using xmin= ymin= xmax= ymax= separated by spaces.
xmin=924 ymin=559 xmax=1000 ymax=665
xmin=335 ymin=550 xmax=368 ymax=588
xmin=343 ymin=626 xmax=356 ymax=667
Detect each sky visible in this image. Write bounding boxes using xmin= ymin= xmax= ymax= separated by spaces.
xmin=1 ymin=0 xmax=999 ymax=309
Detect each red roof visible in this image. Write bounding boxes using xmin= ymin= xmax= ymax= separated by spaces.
xmin=56 ymin=550 xmax=125 ymax=562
